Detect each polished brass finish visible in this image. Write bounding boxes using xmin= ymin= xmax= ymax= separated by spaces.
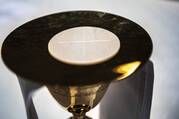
xmin=113 ymin=61 xmax=141 ymax=80
xmin=47 ymin=82 xmax=109 ymax=118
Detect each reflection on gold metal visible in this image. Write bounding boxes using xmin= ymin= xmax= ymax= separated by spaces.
xmin=68 ymin=85 xmax=101 ymax=108
xmin=113 ymin=61 xmax=141 ymax=80
xmin=47 ymin=82 xmax=109 ymax=118
xmin=69 ymin=87 xmax=78 ymax=106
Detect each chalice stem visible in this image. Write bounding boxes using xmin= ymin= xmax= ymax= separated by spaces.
xmin=70 ymin=114 xmax=92 ymax=119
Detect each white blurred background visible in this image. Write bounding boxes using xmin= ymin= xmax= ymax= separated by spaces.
xmin=0 ymin=0 xmax=179 ymax=119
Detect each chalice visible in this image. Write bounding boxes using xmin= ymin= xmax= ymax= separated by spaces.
xmin=1 ymin=11 xmax=152 ymax=119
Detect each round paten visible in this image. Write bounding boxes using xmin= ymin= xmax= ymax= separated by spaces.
xmin=1 ymin=11 xmax=152 ymax=86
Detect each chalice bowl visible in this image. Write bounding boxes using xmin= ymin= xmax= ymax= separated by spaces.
xmin=47 ymin=82 xmax=109 ymax=119
xmin=1 ymin=11 xmax=152 ymax=119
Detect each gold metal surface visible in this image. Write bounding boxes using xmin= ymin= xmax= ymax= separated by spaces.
xmin=47 ymin=82 xmax=109 ymax=117
xmin=113 ymin=61 xmax=141 ymax=80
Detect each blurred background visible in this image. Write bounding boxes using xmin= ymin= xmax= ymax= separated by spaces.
xmin=0 ymin=0 xmax=179 ymax=119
